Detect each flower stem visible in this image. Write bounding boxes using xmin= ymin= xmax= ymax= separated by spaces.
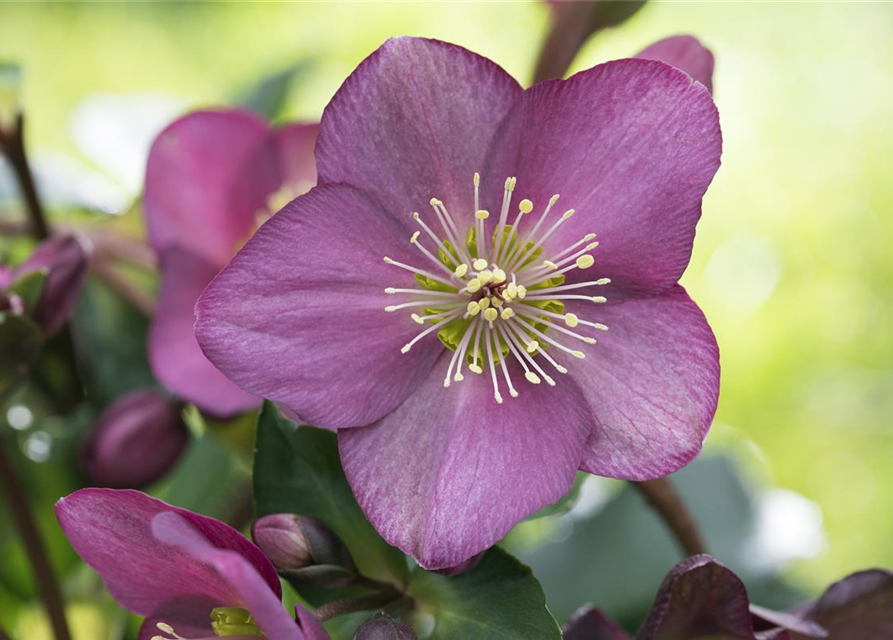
xmin=531 ymin=1 xmax=594 ymax=84
xmin=314 ymin=591 xmax=404 ymax=623
xmin=0 ymin=439 xmax=72 ymax=640
xmin=0 ymin=114 xmax=50 ymax=240
xmin=633 ymin=477 xmax=708 ymax=557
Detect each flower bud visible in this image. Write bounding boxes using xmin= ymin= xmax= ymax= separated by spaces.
xmin=353 ymin=613 xmax=417 ymax=640
xmin=252 ymin=514 xmax=356 ymax=588
xmin=9 ymin=234 xmax=91 ymax=338
xmin=82 ymin=389 xmax=188 ymax=489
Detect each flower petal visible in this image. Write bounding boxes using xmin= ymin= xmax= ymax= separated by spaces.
xmin=797 ymin=569 xmax=893 ymax=639
xmin=276 ymin=122 xmax=319 ymax=188
xmin=195 ymin=184 xmax=442 ymax=430
xmin=145 ymin=109 xmax=282 ymax=266
xmin=571 ymin=285 xmax=719 ymax=480
xmin=485 ymin=58 xmax=721 ymax=298
xmin=149 ymin=247 xmax=259 ymax=416
xmin=295 ymin=604 xmax=332 ymax=640
xmin=638 ymin=555 xmax=757 ymax=640
xmin=339 ymin=351 xmax=591 ymax=569
xmin=562 ymin=605 xmax=632 ymax=640
xmin=635 ymin=35 xmax=715 ymax=94
xmin=138 ymin=601 xmax=221 ymax=640
xmin=54 ymin=488 xmax=281 ymax=617
xmin=316 ymin=37 xmax=522 ymax=229
xmin=152 ymin=512 xmax=303 ymax=640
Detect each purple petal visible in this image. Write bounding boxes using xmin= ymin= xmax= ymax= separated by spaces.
xmin=295 ymin=604 xmax=331 ymax=640
xmin=484 ymin=58 xmax=721 ymax=298
xmin=572 ymin=285 xmax=719 ymax=480
xmin=149 ymin=248 xmax=259 ymax=416
xmin=195 ymin=184 xmax=442 ymax=430
xmin=276 ymin=122 xmax=319 ymax=188
xmin=563 ymin=605 xmax=632 ymax=640
xmin=316 ymin=37 xmax=522 ymax=229
xmin=152 ymin=512 xmax=303 ymax=640
xmin=635 ymin=35 xmax=715 ymax=94
xmin=796 ymin=569 xmax=893 ymax=639
xmin=145 ymin=110 xmax=281 ymax=267
xmin=138 ymin=601 xmax=222 ymax=640
xmin=14 ymin=234 xmax=91 ymax=337
xmin=750 ymin=604 xmax=827 ymax=638
xmin=54 ymin=488 xmax=280 ymax=617
xmin=638 ymin=555 xmax=757 ymax=640
xmin=339 ymin=351 xmax=591 ymax=569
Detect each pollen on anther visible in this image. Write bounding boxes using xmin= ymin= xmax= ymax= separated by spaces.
xmin=562 ymin=209 xmax=576 ymax=220
xmin=526 ymin=340 xmax=539 ymax=354
xmin=411 ymin=313 xmax=424 ymax=324
xmin=519 ymin=199 xmax=533 ymax=213
xmin=484 ymin=308 xmax=498 ymax=322
xmin=544 ymin=260 xmax=558 ymax=270
xmin=384 ymin=288 xmax=397 ymax=294
xmin=455 ymin=263 xmax=469 ymax=277
xmin=383 ymin=257 xmax=394 ymax=264
xmin=525 ymin=371 xmax=542 ymax=385
xmin=492 ymin=268 xmax=506 ymax=282
xmin=475 ymin=209 xmax=490 ymax=220
xmin=478 ymin=269 xmax=493 ymax=283
xmin=591 ymin=296 xmax=607 ymax=303
xmin=571 ymin=350 xmax=586 ymax=359
xmin=467 ymin=279 xmax=482 ymax=293
xmin=576 ymin=255 xmax=595 ymax=269
xmin=596 ymin=277 xmax=611 ymax=285
xmin=500 ymin=308 xmax=515 ymax=320
xmin=410 ymin=231 xmax=421 ymax=243
xmin=565 ymin=313 xmax=579 ymax=328
xmin=467 ymin=301 xmax=481 ymax=315
xmin=472 ymin=258 xmax=488 ymax=270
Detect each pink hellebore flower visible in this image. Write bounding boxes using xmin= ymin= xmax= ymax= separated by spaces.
xmin=195 ymin=36 xmax=721 ymax=569
xmin=55 ymin=489 xmax=329 ymax=640
xmin=145 ymin=110 xmax=318 ymax=417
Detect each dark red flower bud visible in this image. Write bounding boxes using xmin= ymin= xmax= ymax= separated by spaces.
xmin=82 ymin=389 xmax=188 ymax=489
xmin=252 ymin=514 xmax=356 ymax=588
xmin=10 ymin=234 xmax=90 ymax=337
xmin=353 ymin=613 xmax=417 ymax=640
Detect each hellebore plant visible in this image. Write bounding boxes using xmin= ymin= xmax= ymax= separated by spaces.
xmin=563 ymin=554 xmax=893 ymax=640
xmin=55 ymin=489 xmax=329 ymax=640
xmin=195 ymin=36 xmax=722 ymax=570
xmin=144 ymin=110 xmax=318 ymax=416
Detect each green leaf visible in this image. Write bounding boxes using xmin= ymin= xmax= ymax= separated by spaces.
xmin=235 ymin=62 xmax=311 ymax=122
xmin=253 ymin=402 xmax=408 ymax=591
xmin=407 ymin=548 xmax=562 ymax=640
xmin=0 ymin=312 xmax=43 ymax=401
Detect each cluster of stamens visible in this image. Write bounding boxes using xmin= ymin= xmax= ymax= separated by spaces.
xmin=152 ymin=607 xmax=262 ymax=639
xmin=384 ymin=174 xmax=610 ymax=405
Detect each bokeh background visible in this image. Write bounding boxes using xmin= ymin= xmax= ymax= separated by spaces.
xmin=2 ymin=2 xmax=892 ymax=638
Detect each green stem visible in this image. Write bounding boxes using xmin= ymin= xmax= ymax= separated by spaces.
xmin=0 ymin=114 xmax=50 ymax=240
xmin=0 ymin=439 xmax=72 ymax=640
xmin=633 ymin=477 xmax=708 ymax=557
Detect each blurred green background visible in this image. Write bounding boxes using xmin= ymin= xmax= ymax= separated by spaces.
xmin=1 ymin=1 xmax=892 ymax=638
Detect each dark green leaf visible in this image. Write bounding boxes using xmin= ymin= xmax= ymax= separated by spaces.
xmin=253 ymin=402 xmax=408 ymax=594
xmin=235 ymin=62 xmax=311 ymax=122
xmin=8 ymin=268 xmax=47 ymax=312
xmin=0 ymin=312 xmax=42 ymax=400
xmin=407 ymin=548 xmax=562 ymax=640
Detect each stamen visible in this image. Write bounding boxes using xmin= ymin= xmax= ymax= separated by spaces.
xmin=431 ymin=198 xmax=473 ymax=265
xmin=503 ymin=193 xmax=559 ymax=267
xmin=411 ymin=232 xmax=462 ymax=280
xmin=525 ymin=278 xmax=611 ymax=296
xmin=513 ymin=307 xmax=598 ymax=345
xmin=383 ymin=257 xmax=455 ymax=288
xmin=413 ymin=212 xmax=457 ymax=266
xmin=401 ymin=310 xmax=464 ymax=354
xmin=484 ymin=323 xmax=503 ymax=404
xmin=502 ymin=322 xmax=555 ymax=385
xmin=385 ymin=299 xmax=462 ymax=312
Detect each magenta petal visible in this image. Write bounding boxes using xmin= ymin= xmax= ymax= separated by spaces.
xmin=316 ymin=37 xmax=522 ymax=228
xmin=276 ymin=123 xmax=319 ymax=188
xmin=145 ymin=110 xmax=282 ymax=266
xmin=562 ymin=605 xmax=632 ymax=640
xmin=54 ymin=488 xmax=280 ymax=617
xmin=195 ymin=184 xmax=442 ymax=430
xmin=138 ymin=602 xmax=220 ymax=640
xmin=572 ymin=285 xmax=719 ymax=480
xmin=152 ymin=512 xmax=303 ymax=640
xmin=635 ymin=35 xmax=715 ymax=94
xmin=339 ymin=351 xmax=591 ymax=569
xmin=149 ymin=248 xmax=259 ymax=416
xmin=295 ymin=604 xmax=331 ymax=640
xmin=485 ymin=58 xmax=721 ymax=298
xmin=798 ymin=569 xmax=893 ymax=639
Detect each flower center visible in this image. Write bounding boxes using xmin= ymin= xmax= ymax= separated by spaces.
xmin=383 ymin=174 xmax=610 ymax=405
xmin=151 ymin=607 xmax=263 ymax=639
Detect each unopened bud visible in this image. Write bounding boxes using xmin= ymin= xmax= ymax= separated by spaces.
xmin=82 ymin=389 xmax=188 ymax=489
xmin=252 ymin=514 xmax=355 ymax=588
xmin=353 ymin=613 xmax=417 ymax=640
xmin=8 ymin=234 xmax=90 ymax=338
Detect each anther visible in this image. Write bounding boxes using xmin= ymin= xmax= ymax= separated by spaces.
xmin=519 ymin=199 xmax=533 ymax=213
xmin=383 ymin=257 xmax=394 ymax=264
xmin=410 ymin=231 xmax=420 ymax=243
xmin=411 ymin=313 xmax=424 ymax=324
xmin=526 ymin=340 xmax=539 ymax=354
xmin=544 ymin=260 xmax=558 ymax=270
xmin=467 ymin=279 xmax=482 ymax=293
xmin=467 ymin=301 xmax=481 ymax=316
xmin=576 ymin=255 xmax=595 ymax=269
xmin=484 ymin=308 xmax=498 ymax=322
xmin=474 ymin=172 xmax=480 ymax=187
xmin=565 ymin=313 xmax=579 ymax=328
xmin=472 ymin=258 xmax=488 ymax=270
xmin=561 ymin=209 xmax=575 ymax=220
xmin=479 ymin=298 xmax=491 ymax=310
xmin=525 ymin=371 xmax=541 ymax=385
xmin=517 ymin=285 xmax=527 ymax=298
xmin=591 ymin=296 xmax=607 ymax=303
xmin=475 ymin=209 xmax=490 ymax=220
xmin=478 ymin=269 xmax=493 ymax=283
xmin=571 ymin=351 xmax=586 ymax=359
xmin=492 ymin=268 xmax=506 ymax=282
xmin=500 ymin=308 xmax=515 ymax=320
xmin=384 ymin=288 xmax=397 ymax=294
xmin=455 ymin=263 xmax=468 ymax=277
xmin=595 ymin=277 xmax=611 ymax=285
